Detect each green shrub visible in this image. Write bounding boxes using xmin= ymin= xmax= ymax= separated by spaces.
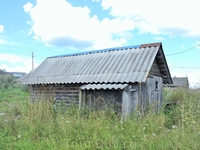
xmin=0 ymin=69 xmax=28 ymax=91
xmin=0 ymin=74 xmax=16 ymax=89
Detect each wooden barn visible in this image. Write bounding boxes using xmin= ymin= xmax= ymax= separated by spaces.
xmin=22 ymin=42 xmax=172 ymax=116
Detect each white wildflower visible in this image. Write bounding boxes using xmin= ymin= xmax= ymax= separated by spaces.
xmin=172 ymin=125 xmax=177 ymax=129
xmin=137 ymin=111 xmax=141 ymax=116
xmin=152 ymin=133 xmax=156 ymax=136
xmin=61 ymin=117 xmax=64 ymax=120
xmin=122 ymin=128 xmax=124 ymax=130
xmin=14 ymin=115 xmax=21 ymax=121
xmin=66 ymin=120 xmax=69 ymax=123
xmin=18 ymin=135 xmax=21 ymax=138
xmin=115 ymin=126 xmax=117 ymax=128
xmin=0 ymin=113 xmax=5 ymax=116
xmin=143 ymin=127 xmax=145 ymax=130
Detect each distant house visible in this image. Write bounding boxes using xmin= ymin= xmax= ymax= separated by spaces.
xmin=167 ymin=77 xmax=189 ymax=88
xmin=7 ymin=72 xmax=26 ymax=78
xmin=22 ymin=42 xmax=172 ymax=116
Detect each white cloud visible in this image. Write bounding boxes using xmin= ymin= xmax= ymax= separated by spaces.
xmin=93 ymin=37 xmax=126 ymax=49
xmin=23 ymin=2 xmax=33 ymax=13
xmin=153 ymin=36 xmax=164 ymax=41
xmin=101 ymin=0 xmax=200 ymax=37
xmin=32 ymin=35 xmax=40 ymax=41
xmin=187 ymin=71 xmax=200 ymax=88
xmin=0 ymin=38 xmax=28 ymax=47
xmin=0 ymin=25 xmax=4 ymax=32
xmin=0 ymin=39 xmax=8 ymax=45
xmin=24 ymin=0 xmax=135 ymax=49
xmin=0 ymin=54 xmax=26 ymax=63
xmin=0 ymin=53 xmax=38 ymax=73
xmin=0 ymin=38 xmax=14 ymax=45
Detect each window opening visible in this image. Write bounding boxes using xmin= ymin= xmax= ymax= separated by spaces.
xmin=155 ymin=81 xmax=159 ymax=90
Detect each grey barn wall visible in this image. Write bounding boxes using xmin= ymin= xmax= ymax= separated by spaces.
xmin=29 ymin=76 xmax=164 ymax=115
xmin=122 ymin=84 xmax=139 ymax=117
xmin=122 ymin=76 xmax=163 ymax=116
xmin=144 ymin=76 xmax=163 ymax=112
xmin=30 ymin=84 xmax=80 ymax=106
xmin=80 ymin=89 xmax=123 ymax=113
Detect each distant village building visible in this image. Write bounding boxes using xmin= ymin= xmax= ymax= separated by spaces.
xmin=7 ymin=72 xmax=26 ymax=78
xmin=22 ymin=42 xmax=172 ymax=116
xmin=167 ymin=77 xmax=189 ymax=88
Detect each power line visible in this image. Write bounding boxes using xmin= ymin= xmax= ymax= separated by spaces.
xmin=169 ymin=66 xmax=200 ymax=69
xmin=166 ymin=44 xmax=200 ymax=56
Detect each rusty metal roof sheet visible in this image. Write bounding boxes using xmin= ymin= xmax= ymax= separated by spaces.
xmin=80 ymin=84 xmax=128 ymax=90
xmin=23 ymin=42 xmax=172 ymax=85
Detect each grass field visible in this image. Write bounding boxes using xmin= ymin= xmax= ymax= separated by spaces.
xmin=0 ymin=87 xmax=200 ymax=149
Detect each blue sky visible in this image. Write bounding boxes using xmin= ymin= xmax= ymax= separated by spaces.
xmin=0 ymin=0 xmax=200 ymax=87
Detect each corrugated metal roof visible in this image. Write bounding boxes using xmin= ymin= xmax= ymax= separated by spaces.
xmin=80 ymin=84 xmax=128 ymax=90
xmin=23 ymin=42 xmax=172 ymax=85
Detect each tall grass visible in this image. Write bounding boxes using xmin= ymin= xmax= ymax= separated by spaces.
xmin=0 ymin=87 xmax=200 ymax=149
xmin=0 ymin=74 xmax=16 ymax=89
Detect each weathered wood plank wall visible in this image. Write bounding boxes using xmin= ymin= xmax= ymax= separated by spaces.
xmin=150 ymin=59 xmax=161 ymax=76
xmin=30 ymin=84 xmax=80 ymax=106
xmin=81 ymin=89 xmax=122 ymax=113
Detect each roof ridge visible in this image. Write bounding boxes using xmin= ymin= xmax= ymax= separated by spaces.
xmin=47 ymin=42 xmax=161 ymax=59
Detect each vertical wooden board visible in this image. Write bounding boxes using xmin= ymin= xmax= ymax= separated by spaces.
xmin=133 ymin=84 xmax=139 ymax=111
xmin=129 ymin=83 xmax=139 ymax=113
xmin=122 ymin=90 xmax=130 ymax=117
xmin=141 ymin=82 xmax=148 ymax=111
xmin=79 ymin=90 xmax=82 ymax=109
xmin=146 ymin=78 xmax=152 ymax=106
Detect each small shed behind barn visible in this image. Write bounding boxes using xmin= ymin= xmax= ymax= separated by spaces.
xmin=165 ymin=77 xmax=189 ymax=88
xmin=22 ymin=42 xmax=172 ymax=116
xmin=172 ymin=77 xmax=189 ymax=88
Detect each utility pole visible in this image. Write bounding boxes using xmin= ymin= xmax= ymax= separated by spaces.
xmin=32 ymin=52 xmax=35 ymax=71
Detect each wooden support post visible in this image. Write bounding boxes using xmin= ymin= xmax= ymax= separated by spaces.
xmin=83 ymin=90 xmax=86 ymax=108
xmin=89 ymin=91 xmax=92 ymax=112
xmin=79 ymin=90 xmax=82 ymax=110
